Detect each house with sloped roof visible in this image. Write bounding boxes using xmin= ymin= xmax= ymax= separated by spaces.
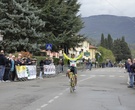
xmin=68 ymin=41 xmax=98 ymax=62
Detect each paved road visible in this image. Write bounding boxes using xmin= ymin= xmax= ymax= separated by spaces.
xmin=0 ymin=67 xmax=135 ymax=110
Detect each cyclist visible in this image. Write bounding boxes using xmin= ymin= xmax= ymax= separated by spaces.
xmin=63 ymin=52 xmax=83 ymax=86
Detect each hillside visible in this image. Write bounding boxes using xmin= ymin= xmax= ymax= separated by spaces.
xmin=79 ymin=15 xmax=135 ymax=44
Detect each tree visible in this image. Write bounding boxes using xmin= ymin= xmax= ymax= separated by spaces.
xmin=97 ymin=46 xmax=115 ymax=63
xmin=104 ymin=38 xmax=108 ymax=49
xmin=113 ymin=39 xmax=122 ymax=62
xmin=112 ymin=37 xmax=132 ymax=62
xmin=107 ymin=34 xmax=113 ymax=50
xmin=33 ymin=0 xmax=85 ymax=52
xmin=100 ymin=33 xmax=105 ymax=47
xmin=0 ymin=0 xmax=85 ymax=53
xmin=99 ymin=34 xmax=132 ymax=62
xmin=120 ymin=36 xmax=132 ymax=59
xmin=0 ymin=0 xmax=45 ymax=52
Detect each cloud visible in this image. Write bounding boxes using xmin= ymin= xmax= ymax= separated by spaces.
xmin=78 ymin=0 xmax=135 ymax=17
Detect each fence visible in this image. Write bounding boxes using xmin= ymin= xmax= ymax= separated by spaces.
xmin=3 ymin=63 xmax=96 ymax=81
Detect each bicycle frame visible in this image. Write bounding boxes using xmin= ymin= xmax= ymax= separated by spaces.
xmin=68 ymin=72 xmax=75 ymax=93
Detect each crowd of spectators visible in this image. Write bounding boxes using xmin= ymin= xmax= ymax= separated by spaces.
xmin=0 ymin=50 xmax=36 ymax=82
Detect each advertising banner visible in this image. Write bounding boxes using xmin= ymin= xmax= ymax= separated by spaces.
xmin=44 ymin=65 xmax=56 ymax=75
xmin=16 ymin=65 xmax=37 ymax=79
xmin=26 ymin=65 xmax=37 ymax=79
xmin=15 ymin=66 xmax=28 ymax=78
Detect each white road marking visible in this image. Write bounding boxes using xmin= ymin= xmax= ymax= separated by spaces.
xmin=59 ymin=93 xmax=63 ymax=95
xmin=48 ymin=99 xmax=54 ymax=103
xmin=79 ymin=76 xmax=96 ymax=83
xmin=36 ymin=72 xmax=126 ymax=110
xmin=41 ymin=104 xmax=48 ymax=108
xmin=54 ymin=96 xmax=59 ymax=99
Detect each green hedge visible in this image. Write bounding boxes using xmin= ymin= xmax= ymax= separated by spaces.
xmin=33 ymin=56 xmax=60 ymax=65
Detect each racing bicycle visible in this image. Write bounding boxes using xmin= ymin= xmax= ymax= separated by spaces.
xmin=68 ymin=72 xmax=76 ymax=93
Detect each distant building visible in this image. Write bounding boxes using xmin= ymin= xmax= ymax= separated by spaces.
xmin=41 ymin=41 xmax=99 ymax=61
xmin=68 ymin=41 xmax=97 ymax=62
xmin=88 ymin=45 xmax=97 ymax=62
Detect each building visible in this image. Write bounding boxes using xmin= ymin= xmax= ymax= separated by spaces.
xmin=68 ymin=41 xmax=97 ymax=61
xmin=88 ymin=45 xmax=97 ymax=62
xmin=42 ymin=41 xmax=98 ymax=61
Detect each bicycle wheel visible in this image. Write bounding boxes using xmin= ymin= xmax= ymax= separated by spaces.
xmin=70 ymin=86 xmax=74 ymax=93
xmin=70 ymin=79 xmax=74 ymax=93
xmin=70 ymin=79 xmax=75 ymax=93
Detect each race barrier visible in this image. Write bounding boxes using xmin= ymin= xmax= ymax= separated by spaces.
xmin=15 ymin=64 xmax=56 ymax=79
xmin=15 ymin=65 xmax=37 ymax=79
xmin=44 ymin=65 xmax=56 ymax=75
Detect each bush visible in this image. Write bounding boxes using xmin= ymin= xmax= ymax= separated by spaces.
xmin=53 ymin=57 xmax=59 ymax=65
xmin=33 ymin=56 xmax=46 ymax=66
xmin=33 ymin=56 xmax=60 ymax=66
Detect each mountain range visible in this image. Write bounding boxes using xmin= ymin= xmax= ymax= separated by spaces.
xmin=79 ymin=15 xmax=135 ymax=44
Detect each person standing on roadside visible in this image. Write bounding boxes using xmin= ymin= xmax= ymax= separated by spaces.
xmin=87 ymin=58 xmax=92 ymax=70
xmin=9 ymin=55 xmax=16 ymax=81
xmin=44 ymin=57 xmax=51 ymax=65
xmin=3 ymin=54 xmax=11 ymax=81
xmin=0 ymin=50 xmax=6 ymax=81
xmin=26 ymin=55 xmax=32 ymax=65
xmin=130 ymin=58 xmax=135 ymax=86
xmin=39 ymin=59 xmax=44 ymax=79
xmin=58 ymin=59 xmax=64 ymax=73
xmin=126 ymin=58 xmax=134 ymax=88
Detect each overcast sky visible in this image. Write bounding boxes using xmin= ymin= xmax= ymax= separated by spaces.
xmin=77 ymin=0 xmax=135 ymax=17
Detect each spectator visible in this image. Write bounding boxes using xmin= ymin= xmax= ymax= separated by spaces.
xmin=85 ymin=60 xmax=89 ymax=70
xmin=9 ymin=55 xmax=16 ymax=81
xmin=58 ymin=59 xmax=64 ymax=73
xmin=3 ymin=54 xmax=11 ymax=81
xmin=88 ymin=58 xmax=92 ymax=70
xmin=126 ymin=58 xmax=134 ymax=88
xmin=44 ymin=57 xmax=51 ymax=65
xmin=39 ymin=60 xmax=44 ymax=78
xmin=0 ymin=50 xmax=6 ymax=81
xmin=16 ymin=56 xmax=25 ymax=65
xmin=102 ymin=62 xmax=105 ymax=68
xmin=26 ymin=55 xmax=32 ymax=65
xmin=130 ymin=58 xmax=135 ymax=86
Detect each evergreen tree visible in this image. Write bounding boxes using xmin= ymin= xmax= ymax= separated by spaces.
xmin=113 ymin=39 xmax=122 ymax=62
xmin=0 ymin=0 xmax=85 ymax=53
xmin=32 ymin=0 xmax=85 ymax=52
xmin=100 ymin=33 xmax=105 ymax=47
xmin=107 ymin=34 xmax=113 ymax=50
xmin=120 ymin=36 xmax=132 ymax=59
xmin=113 ymin=37 xmax=132 ymax=62
xmin=104 ymin=38 xmax=108 ymax=49
xmin=0 ymin=0 xmax=45 ymax=52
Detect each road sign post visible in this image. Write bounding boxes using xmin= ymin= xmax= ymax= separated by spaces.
xmin=46 ymin=44 xmax=52 ymax=50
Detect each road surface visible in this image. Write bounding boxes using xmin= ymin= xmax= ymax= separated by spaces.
xmin=0 ymin=67 xmax=135 ymax=110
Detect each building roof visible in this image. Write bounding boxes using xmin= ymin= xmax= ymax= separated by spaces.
xmin=89 ymin=45 xmax=97 ymax=49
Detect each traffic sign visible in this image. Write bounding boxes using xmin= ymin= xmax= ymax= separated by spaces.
xmin=46 ymin=44 xmax=52 ymax=50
